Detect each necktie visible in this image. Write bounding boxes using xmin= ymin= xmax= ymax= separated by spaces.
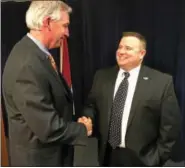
xmin=48 ymin=55 xmax=72 ymax=98
xmin=108 ymin=72 xmax=130 ymax=149
xmin=48 ymin=55 xmax=58 ymax=74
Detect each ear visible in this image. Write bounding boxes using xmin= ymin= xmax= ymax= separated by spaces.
xmin=42 ymin=16 xmax=51 ymax=30
xmin=140 ymin=49 xmax=146 ymax=59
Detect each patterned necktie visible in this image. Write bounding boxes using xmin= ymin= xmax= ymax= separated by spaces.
xmin=48 ymin=55 xmax=58 ymax=74
xmin=108 ymin=72 xmax=130 ymax=149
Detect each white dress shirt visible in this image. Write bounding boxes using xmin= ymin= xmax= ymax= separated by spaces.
xmin=113 ymin=65 xmax=141 ymax=148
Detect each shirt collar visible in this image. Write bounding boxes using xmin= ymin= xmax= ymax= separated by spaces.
xmin=27 ymin=33 xmax=51 ymax=57
xmin=119 ymin=65 xmax=141 ymax=78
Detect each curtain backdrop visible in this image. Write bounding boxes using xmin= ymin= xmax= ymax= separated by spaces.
xmin=1 ymin=0 xmax=185 ymax=163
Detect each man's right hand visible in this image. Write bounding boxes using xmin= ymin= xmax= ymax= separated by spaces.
xmin=78 ymin=116 xmax=92 ymax=136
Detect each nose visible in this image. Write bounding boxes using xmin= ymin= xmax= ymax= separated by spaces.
xmin=119 ymin=48 xmax=126 ymax=55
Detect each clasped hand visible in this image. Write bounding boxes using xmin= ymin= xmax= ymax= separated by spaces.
xmin=78 ymin=116 xmax=92 ymax=136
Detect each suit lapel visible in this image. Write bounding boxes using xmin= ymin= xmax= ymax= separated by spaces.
xmin=58 ymin=73 xmax=73 ymax=101
xmin=126 ymin=65 xmax=151 ymax=129
xmin=42 ymin=56 xmax=73 ymax=102
xmin=106 ymin=66 xmax=119 ymax=124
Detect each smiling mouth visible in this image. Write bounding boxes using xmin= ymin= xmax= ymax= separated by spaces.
xmin=118 ymin=56 xmax=128 ymax=60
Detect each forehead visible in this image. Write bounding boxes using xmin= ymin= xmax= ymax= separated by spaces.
xmin=120 ymin=36 xmax=141 ymax=47
xmin=60 ymin=11 xmax=70 ymax=23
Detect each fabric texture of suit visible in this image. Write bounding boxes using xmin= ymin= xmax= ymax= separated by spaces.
xmin=2 ymin=36 xmax=87 ymax=166
xmin=84 ymin=65 xmax=181 ymax=166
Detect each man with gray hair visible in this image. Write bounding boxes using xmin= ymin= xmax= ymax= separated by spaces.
xmin=2 ymin=1 xmax=92 ymax=166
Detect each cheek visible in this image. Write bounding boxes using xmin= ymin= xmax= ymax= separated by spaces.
xmin=116 ymin=51 xmax=119 ymax=58
xmin=130 ymin=55 xmax=140 ymax=63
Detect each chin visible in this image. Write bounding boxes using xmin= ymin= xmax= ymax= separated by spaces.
xmin=118 ymin=61 xmax=127 ymax=66
xmin=55 ymin=43 xmax=61 ymax=48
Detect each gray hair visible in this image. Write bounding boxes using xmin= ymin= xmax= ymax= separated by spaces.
xmin=26 ymin=1 xmax=72 ymax=30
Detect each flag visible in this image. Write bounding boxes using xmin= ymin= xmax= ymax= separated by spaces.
xmin=60 ymin=37 xmax=72 ymax=88
xmin=60 ymin=37 xmax=75 ymax=115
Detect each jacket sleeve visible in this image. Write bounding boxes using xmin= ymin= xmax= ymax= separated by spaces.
xmin=157 ymin=76 xmax=181 ymax=165
xmin=83 ymin=71 xmax=100 ymax=136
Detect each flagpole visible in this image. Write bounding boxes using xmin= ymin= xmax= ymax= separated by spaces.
xmin=60 ymin=40 xmax=63 ymax=73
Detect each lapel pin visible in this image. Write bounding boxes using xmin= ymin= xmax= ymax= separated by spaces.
xmin=143 ymin=77 xmax=149 ymax=80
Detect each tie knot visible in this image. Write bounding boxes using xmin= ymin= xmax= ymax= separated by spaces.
xmin=124 ymin=72 xmax=130 ymax=79
xmin=48 ymin=55 xmax=58 ymax=73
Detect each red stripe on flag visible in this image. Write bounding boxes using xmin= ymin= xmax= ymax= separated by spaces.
xmin=61 ymin=37 xmax=72 ymax=87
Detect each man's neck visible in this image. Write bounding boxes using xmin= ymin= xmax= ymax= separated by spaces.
xmin=120 ymin=63 xmax=142 ymax=72
xmin=29 ymin=30 xmax=48 ymax=48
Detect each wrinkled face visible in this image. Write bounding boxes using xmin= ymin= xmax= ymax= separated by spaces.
xmin=47 ymin=11 xmax=70 ymax=49
xmin=116 ymin=36 xmax=146 ymax=70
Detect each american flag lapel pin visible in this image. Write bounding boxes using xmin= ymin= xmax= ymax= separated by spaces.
xmin=143 ymin=77 xmax=149 ymax=80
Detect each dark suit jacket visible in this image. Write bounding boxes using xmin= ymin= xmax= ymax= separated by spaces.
xmin=84 ymin=65 xmax=181 ymax=166
xmin=2 ymin=35 xmax=87 ymax=166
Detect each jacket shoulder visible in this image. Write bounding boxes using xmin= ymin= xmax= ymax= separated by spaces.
xmin=143 ymin=65 xmax=172 ymax=81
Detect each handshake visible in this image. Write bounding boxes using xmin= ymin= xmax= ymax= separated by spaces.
xmin=78 ymin=116 xmax=92 ymax=136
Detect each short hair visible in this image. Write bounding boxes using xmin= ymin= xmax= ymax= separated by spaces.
xmin=26 ymin=1 xmax=72 ymax=30
xmin=122 ymin=32 xmax=147 ymax=49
